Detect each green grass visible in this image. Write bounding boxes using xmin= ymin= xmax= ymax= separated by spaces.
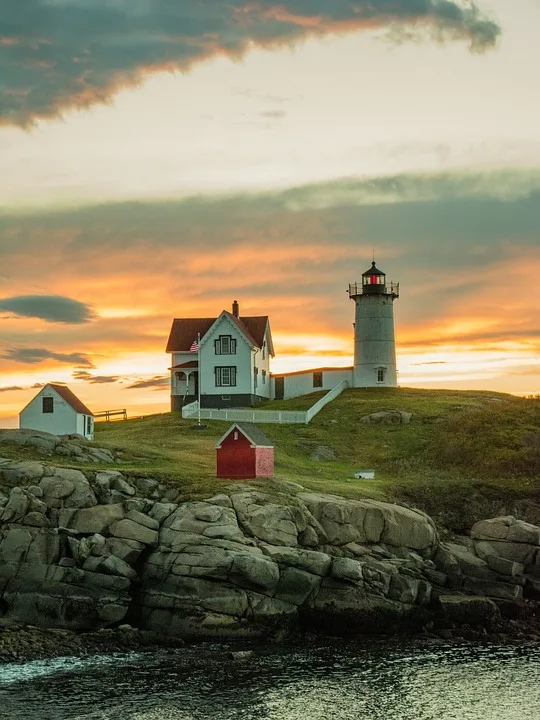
xmin=3 ymin=387 xmax=539 ymax=531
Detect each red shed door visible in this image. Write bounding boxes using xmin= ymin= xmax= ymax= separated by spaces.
xmin=217 ymin=431 xmax=256 ymax=479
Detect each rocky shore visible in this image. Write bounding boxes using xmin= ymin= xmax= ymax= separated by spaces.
xmin=1 ymin=428 xmax=540 ymax=663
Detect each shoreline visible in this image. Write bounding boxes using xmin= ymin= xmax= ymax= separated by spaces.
xmin=2 ymin=617 xmax=540 ymax=666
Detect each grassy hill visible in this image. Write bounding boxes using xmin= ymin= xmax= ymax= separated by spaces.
xmin=91 ymin=388 xmax=540 ymax=532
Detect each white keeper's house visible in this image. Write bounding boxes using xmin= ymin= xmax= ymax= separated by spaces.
xmin=167 ymin=300 xmax=274 ymax=409
xmin=167 ymin=261 xmax=400 ymax=410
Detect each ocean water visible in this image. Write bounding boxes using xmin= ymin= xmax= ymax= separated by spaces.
xmin=0 ymin=640 xmax=539 ymax=720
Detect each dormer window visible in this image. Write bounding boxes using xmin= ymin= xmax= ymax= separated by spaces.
xmin=214 ymin=335 xmax=236 ymax=355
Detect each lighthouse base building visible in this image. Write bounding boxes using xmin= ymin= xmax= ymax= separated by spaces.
xmin=167 ymin=262 xmax=399 ymax=409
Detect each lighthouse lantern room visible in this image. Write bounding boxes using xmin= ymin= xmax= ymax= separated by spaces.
xmin=349 ymin=261 xmax=399 ymax=388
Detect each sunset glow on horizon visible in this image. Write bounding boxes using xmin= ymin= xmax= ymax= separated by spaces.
xmin=1 ymin=0 xmax=539 ymax=427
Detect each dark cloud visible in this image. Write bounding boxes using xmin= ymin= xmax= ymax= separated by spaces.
xmin=1 ymin=1 xmax=500 ymax=127
xmin=0 ymin=295 xmax=95 ymax=324
xmin=0 ymin=385 xmax=23 ymax=393
xmin=0 ymin=168 xmax=539 ymax=362
xmin=126 ymin=376 xmax=170 ymax=390
xmin=2 ymin=348 xmax=94 ymax=367
xmin=72 ymin=370 xmax=119 ymax=384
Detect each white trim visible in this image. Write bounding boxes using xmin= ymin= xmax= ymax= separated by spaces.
xmin=200 ymin=311 xmax=255 ymax=351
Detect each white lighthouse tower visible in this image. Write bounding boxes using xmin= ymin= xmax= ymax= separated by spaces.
xmin=348 ymin=261 xmax=399 ymax=388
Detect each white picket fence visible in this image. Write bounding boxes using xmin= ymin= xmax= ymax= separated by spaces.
xmin=181 ymin=380 xmax=349 ymax=425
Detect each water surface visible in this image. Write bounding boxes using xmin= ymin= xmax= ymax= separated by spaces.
xmin=1 ymin=640 xmax=539 ymax=719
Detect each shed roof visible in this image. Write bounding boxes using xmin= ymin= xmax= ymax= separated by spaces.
xmin=29 ymin=383 xmax=94 ymax=416
xmin=215 ymin=422 xmax=274 ymax=449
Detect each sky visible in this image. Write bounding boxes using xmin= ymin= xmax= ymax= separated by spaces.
xmin=1 ymin=0 xmax=539 ymax=427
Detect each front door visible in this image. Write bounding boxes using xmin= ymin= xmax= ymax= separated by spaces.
xmin=275 ymin=376 xmax=284 ymax=400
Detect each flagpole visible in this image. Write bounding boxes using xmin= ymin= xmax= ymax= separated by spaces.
xmin=197 ymin=332 xmax=201 ymax=426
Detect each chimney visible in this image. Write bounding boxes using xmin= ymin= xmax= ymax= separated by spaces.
xmin=232 ymin=300 xmax=239 ymax=318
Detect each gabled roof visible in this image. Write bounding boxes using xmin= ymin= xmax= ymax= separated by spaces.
xmin=166 ymin=317 xmax=216 ymax=353
xmin=166 ymin=313 xmax=273 ymax=355
xmin=215 ymin=422 xmax=274 ymax=449
xmin=48 ymin=384 xmax=94 ymax=416
xmin=19 ymin=383 xmax=94 ymax=417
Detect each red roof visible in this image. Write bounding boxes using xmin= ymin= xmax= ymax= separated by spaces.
xmin=166 ymin=313 xmax=271 ymax=353
xmin=170 ymin=361 xmax=199 ymax=369
xmin=48 ymin=384 xmax=94 ymax=416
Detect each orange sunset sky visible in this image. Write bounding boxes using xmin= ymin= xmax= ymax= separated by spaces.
xmin=0 ymin=0 xmax=539 ymax=427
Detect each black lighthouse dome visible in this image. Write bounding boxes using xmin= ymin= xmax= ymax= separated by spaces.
xmin=361 ymin=261 xmax=386 ymax=294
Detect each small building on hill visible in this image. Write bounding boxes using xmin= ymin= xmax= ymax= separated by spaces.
xmin=215 ymin=422 xmax=274 ymax=479
xmin=19 ymin=383 xmax=95 ymax=440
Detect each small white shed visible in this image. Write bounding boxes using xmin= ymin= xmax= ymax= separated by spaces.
xmin=20 ymin=383 xmax=95 ymax=440
xmin=354 ymin=470 xmax=375 ymax=479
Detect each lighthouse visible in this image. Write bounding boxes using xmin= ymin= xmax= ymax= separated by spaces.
xmin=348 ymin=261 xmax=399 ymax=388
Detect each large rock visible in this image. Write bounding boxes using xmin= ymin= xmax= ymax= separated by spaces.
xmin=0 ymin=429 xmax=58 ymax=453
xmin=275 ymin=567 xmax=321 ymax=605
xmin=298 ymin=493 xmax=437 ymax=553
xmin=231 ymin=492 xmax=298 ymax=547
xmin=463 ymin=577 xmax=523 ymax=601
xmin=1 ymin=461 xmax=45 ymax=486
xmin=438 ymin=595 xmax=500 ymax=627
xmin=1 ymin=488 xmax=30 ymax=522
xmin=60 ymin=504 xmax=125 ymax=534
xmin=474 ymin=539 xmax=538 ymax=566
xmin=42 ymin=468 xmax=97 ymax=508
xmin=109 ymin=519 xmax=158 ymax=546
xmin=259 ymin=545 xmax=331 ymax=576
xmin=163 ymin=502 xmax=245 ymax=543
xmin=471 ymin=517 xmax=540 ymax=545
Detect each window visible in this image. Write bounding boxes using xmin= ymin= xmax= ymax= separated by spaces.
xmin=377 ymin=369 xmax=385 ymax=383
xmin=254 ymin=367 xmax=258 ymax=389
xmin=214 ymin=335 xmax=236 ymax=355
xmin=262 ymin=370 xmax=266 ymax=385
xmin=86 ymin=416 xmax=92 ymax=435
xmin=215 ymin=366 xmax=237 ymax=387
xmin=313 ymin=371 xmax=323 ymax=388
xmin=42 ymin=396 xmax=53 ymax=413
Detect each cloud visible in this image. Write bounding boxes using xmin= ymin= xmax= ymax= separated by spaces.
xmin=1 ymin=0 xmax=500 ymax=127
xmin=0 ymin=295 xmax=95 ymax=324
xmin=2 ymin=348 xmax=94 ymax=367
xmin=0 ymin=385 xmax=23 ymax=393
xmin=72 ymin=370 xmax=119 ymax=384
xmin=126 ymin=376 xmax=170 ymax=390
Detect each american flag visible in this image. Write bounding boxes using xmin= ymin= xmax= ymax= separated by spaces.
xmin=189 ymin=339 xmax=199 ymax=352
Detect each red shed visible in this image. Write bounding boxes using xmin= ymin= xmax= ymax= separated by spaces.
xmin=216 ymin=423 xmax=274 ymax=479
